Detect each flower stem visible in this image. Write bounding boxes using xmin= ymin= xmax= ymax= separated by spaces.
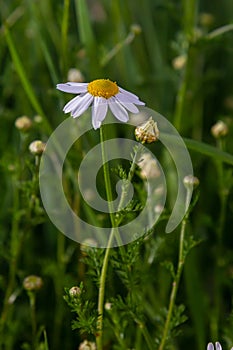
xmin=158 ymin=187 xmax=191 ymax=350
xmin=96 ymin=125 xmax=116 ymax=350
xmin=96 ymin=128 xmax=143 ymax=349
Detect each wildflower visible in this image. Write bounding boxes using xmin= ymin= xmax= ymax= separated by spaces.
xmin=79 ymin=340 xmax=96 ymax=350
xmin=29 ymin=140 xmax=46 ymax=155
xmin=211 ymin=120 xmax=228 ymax=138
xmin=135 ymin=117 xmax=159 ymax=144
xmin=23 ymin=275 xmax=43 ymax=291
xmin=207 ymin=342 xmax=233 ymax=350
xmin=15 ymin=115 xmax=32 ymax=132
xmin=56 ymin=78 xmax=145 ymax=129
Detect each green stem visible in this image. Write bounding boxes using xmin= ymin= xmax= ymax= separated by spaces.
xmin=96 ymin=129 xmax=143 ymax=349
xmin=28 ymin=292 xmax=37 ymax=348
xmin=96 ymin=126 xmax=116 ymax=350
xmin=158 ymin=188 xmax=191 ymax=350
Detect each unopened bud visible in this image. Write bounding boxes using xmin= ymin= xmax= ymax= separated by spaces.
xmin=131 ymin=24 xmax=142 ymax=35
xmin=183 ymin=175 xmax=200 ymax=189
xmin=211 ymin=120 xmax=228 ymax=138
xmin=15 ymin=116 xmax=32 ymax=132
xmin=29 ymin=140 xmax=46 ymax=155
xmin=67 ymin=68 xmax=85 ymax=82
xmin=105 ymin=302 xmax=112 ymax=310
xmin=135 ymin=117 xmax=159 ymax=144
xmin=23 ymin=275 xmax=43 ymax=291
xmin=172 ymin=55 xmax=187 ymax=70
xmin=79 ymin=340 xmax=96 ymax=350
xmin=69 ymin=286 xmax=81 ymax=297
xmin=199 ymin=13 xmax=214 ymax=27
xmin=34 ymin=115 xmax=43 ymax=123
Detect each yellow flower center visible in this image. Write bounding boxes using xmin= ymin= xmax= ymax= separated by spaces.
xmin=87 ymin=79 xmax=119 ymax=99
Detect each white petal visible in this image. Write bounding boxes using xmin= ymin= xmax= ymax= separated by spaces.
xmin=92 ymin=97 xmax=108 ymax=129
xmin=71 ymin=94 xmax=93 ymax=117
xmin=119 ymin=87 xmax=142 ymax=100
xmin=215 ymin=343 xmax=222 ymax=350
xmin=207 ymin=344 xmax=214 ymax=350
xmin=116 ymin=91 xmax=145 ymax=105
xmin=108 ymin=97 xmax=129 ymax=122
xmin=116 ymin=99 xmax=139 ymax=113
xmin=63 ymin=94 xmax=85 ymax=113
xmin=56 ymin=82 xmax=88 ymax=94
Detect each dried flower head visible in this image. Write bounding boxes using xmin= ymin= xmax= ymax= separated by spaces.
xmin=183 ymin=175 xmax=200 ymax=189
xmin=79 ymin=340 xmax=96 ymax=350
xmin=23 ymin=275 xmax=43 ymax=291
xmin=135 ymin=117 xmax=159 ymax=144
xmin=29 ymin=140 xmax=46 ymax=155
xmin=15 ymin=116 xmax=32 ymax=132
xmin=211 ymin=120 xmax=228 ymax=138
xmin=69 ymin=286 xmax=81 ymax=297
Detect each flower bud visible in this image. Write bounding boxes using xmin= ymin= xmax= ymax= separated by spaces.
xmin=29 ymin=140 xmax=46 ymax=155
xmin=211 ymin=120 xmax=228 ymax=138
xmin=23 ymin=275 xmax=43 ymax=291
xmin=183 ymin=175 xmax=200 ymax=189
xmin=130 ymin=24 xmax=142 ymax=35
xmin=15 ymin=116 xmax=32 ymax=132
xmin=69 ymin=286 xmax=81 ymax=297
xmin=67 ymin=68 xmax=85 ymax=83
xmin=172 ymin=55 xmax=187 ymax=70
xmin=138 ymin=153 xmax=160 ymax=179
xmin=199 ymin=13 xmax=214 ymax=27
xmin=79 ymin=340 xmax=96 ymax=350
xmin=34 ymin=115 xmax=43 ymax=123
xmin=104 ymin=302 xmax=112 ymax=310
xmin=135 ymin=117 xmax=159 ymax=144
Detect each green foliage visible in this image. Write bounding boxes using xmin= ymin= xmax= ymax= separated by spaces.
xmin=64 ymin=283 xmax=98 ymax=336
xmin=1 ymin=0 xmax=233 ymax=349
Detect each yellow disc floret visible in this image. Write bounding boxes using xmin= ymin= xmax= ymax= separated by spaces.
xmin=87 ymin=79 xmax=119 ymax=99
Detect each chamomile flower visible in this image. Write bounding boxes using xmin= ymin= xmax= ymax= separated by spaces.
xmin=56 ymin=78 xmax=145 ymax=129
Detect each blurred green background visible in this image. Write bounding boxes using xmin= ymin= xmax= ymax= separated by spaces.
xmin=0 ymin=0 xmax=233 ymax=349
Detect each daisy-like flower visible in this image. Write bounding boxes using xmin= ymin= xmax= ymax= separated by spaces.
xmin=56 ymin=78 xmax=145 ymax=129
xmin=207 ymin=342 xmax=233 ymax=350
